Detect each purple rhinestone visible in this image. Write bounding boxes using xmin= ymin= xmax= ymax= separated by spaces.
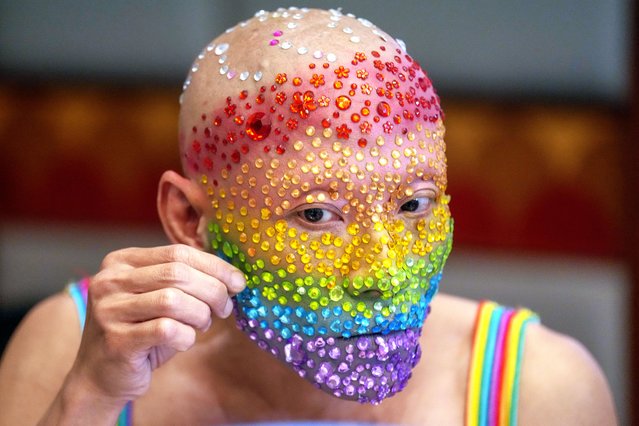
xmin=306 ymin=341 xmax=316 ymax=352
xmin=371 ymin=365 xmax=383 ymax=377
xmin=377 ymin=343 xmax=389 ymax=358
xmin=328 ymin=347 xmax=341 ymax=359
xmin=326 ymin=374 xmax=340 ymax=389
xmin=318 ymin=362 xmax=333 ymax=378
xmin=356 ymin=337 xmax=369 ymax=351
xmin=284 ymin=341 xmax=306 ymax=365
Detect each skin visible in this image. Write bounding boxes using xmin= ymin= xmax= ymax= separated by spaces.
xmin=0 ymin=8 xmax=617 ymax=425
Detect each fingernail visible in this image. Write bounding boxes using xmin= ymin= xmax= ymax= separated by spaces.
xmin=203 ymin=317 xmax=212 ymax=332
xmin=223 ymin=297 xmax=234 ymax=317
xmin=231 ymin=270 xmax=247 ymax=293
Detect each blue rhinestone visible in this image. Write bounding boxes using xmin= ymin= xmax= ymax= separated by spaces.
xmin=281 ymin=328 xmax=291 ymax=339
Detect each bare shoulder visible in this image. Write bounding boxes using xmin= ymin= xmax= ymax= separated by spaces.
xmin=426 ymin=293 xmax=480 ymax=340
xmin=519 ymin=323 xmax=618 ymax=425
xmin=0 ymin=292 xmax=82 ymax=422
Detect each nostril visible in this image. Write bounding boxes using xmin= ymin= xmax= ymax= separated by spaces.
xmin=360 ymin=289 xmax=383 ymax=298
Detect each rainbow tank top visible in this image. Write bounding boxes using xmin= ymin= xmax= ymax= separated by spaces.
xmin=465 ymin=301 xmax=540 ymax=426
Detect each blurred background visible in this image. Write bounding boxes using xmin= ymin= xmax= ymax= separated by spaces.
xmin=0 ymin=0 xmax=637 ymax=424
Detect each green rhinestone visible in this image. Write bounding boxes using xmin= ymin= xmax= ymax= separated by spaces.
xmin=222 ymin=241 xmax=233 ymax=258
xmin=353 ymin=276 xmax=364 ymax=289
xmin=308 ymin=287 xmax=320 ymax=299
xmin=341 ymin=277 xmax=350 ymax=288
xmin=329 ymin=286 xmax=344 ymax=302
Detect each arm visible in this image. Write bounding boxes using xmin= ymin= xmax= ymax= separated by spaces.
xmin=518 ymin=324 xmax=618 ymax=426
xmin=0 ymin=244 xmax=246 ymax=425
xmin=0 ymin=294 xmax=106 ymax=425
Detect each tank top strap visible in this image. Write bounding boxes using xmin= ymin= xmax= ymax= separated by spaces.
xmin=465 ymin=300 xmax=540 ymax=426
xmin=67 ymin=279 xmax=134 ymax=426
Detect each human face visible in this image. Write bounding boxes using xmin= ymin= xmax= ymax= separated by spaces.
xmin=181 ymin=8 xmax=453 ymax=404
xmin=202 ymin=120 xmax=452 ymax=403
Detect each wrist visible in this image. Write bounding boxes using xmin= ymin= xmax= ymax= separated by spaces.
xmin=50 ymin=370 xmax=127 ymax=425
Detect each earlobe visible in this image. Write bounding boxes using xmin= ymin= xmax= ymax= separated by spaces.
xmin=157 ymin=170 xmax=208 ymax=249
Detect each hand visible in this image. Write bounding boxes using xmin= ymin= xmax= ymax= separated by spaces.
xmin=67 ymin=244 xmax=246 ymax=407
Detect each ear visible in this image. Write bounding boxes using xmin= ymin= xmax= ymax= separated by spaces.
xmin=157 ymin=170 xmax=208 ymax=249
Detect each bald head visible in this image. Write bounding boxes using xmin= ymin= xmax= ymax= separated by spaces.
xmin=179 ymin=7 xmax=444 ymax=187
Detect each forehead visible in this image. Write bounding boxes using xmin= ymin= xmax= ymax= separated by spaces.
xmin=181 ymin=8 xmax=446 ymax=191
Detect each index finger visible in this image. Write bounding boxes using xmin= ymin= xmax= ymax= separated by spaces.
xmin=107 ymin=245 xmax=246 ymax=294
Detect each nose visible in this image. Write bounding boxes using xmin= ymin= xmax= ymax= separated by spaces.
xmin=342 ymin=216 xmax=410 ymax=298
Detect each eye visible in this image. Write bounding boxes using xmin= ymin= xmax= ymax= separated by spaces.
xmin=399 ymin=196 xmax=433 ymax=214
xmin=297 ymin=207 xmax=340 ymax=224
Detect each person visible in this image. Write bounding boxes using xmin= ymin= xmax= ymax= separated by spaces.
xmin=0 ymin=7 xmax=617 ymax=425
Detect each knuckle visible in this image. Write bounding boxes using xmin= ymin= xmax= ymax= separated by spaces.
xmin=154 ymin=318 xmax=177 ymax=341
xmin=156 ymin=288 xmax=181 ymax=314
xmin=163 ymin=262 xmax=190 ymax=283
xmin=101 ymin=248 xmax=127 ymax=269
xmin=167 ymin=244 xmax=190 ymax=263
xmin=88 ymin=272 xmax=111 ymax=299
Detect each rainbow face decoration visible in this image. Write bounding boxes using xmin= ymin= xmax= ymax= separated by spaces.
xmin=180 ymin=8 xmax=453 ymax=404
